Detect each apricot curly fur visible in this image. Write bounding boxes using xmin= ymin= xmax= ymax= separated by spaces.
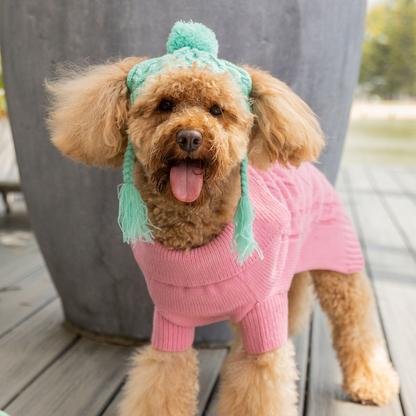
xmin=118 ymin=346 xmax=199 ymax=416
xmin=134 ymin=162 xmax=241 ymax=250
xmin=218 ymin=325 xmax=299 ymax=416
xmin=311 ymin=270 xmax=399 ymax=405
xmin=46 ymin=57 xmax=147 ymax=168
xmin=243 ymin=65 xmax=325 ymax=171
xmin=288 ymin=271 xmax=315 ymax=336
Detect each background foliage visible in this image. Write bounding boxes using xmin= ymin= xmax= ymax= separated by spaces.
xmin=0 ymin=47 xmax=7 ymax=117
xmin=360 ymin=0 xmax=416 ymax=98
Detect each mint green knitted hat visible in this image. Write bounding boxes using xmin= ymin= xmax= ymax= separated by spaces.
xmin=118 ymin=21 xmax=263 ymax=265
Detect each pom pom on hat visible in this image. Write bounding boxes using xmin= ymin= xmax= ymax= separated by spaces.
xmin=167 ymin=21 xmax=219 ymax=57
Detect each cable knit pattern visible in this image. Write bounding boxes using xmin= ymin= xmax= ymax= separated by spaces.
xmin=132 ymin=162 xmax=364 ymax=354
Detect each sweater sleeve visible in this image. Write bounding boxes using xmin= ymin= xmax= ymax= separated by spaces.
xmin=151 ymin=308 xmax=195 ymax=351
xmin=239 ymin=292 xmax=289 ymax=354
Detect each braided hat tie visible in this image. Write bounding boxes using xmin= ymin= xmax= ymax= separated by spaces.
xmin=117 ymin=141 xmax=159 ymax=244
xmin=118 ymin=21 xmax=263 ymax=264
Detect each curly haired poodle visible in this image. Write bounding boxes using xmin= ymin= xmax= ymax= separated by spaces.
xmin=46 ymin=22 xmax=399 ymax=416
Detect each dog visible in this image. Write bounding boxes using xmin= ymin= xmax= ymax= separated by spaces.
xmin=47 ymin=21 xmax=399 ymax=416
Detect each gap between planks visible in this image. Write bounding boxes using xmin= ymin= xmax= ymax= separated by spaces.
xmin=0 ymin=244 xmax=45 ymax=288
xmin=0 ymin=265 xmax=57 ymax=340
xmin=0 ymin=299 xmax=78 ymax=409
xmin=344 ymin=166 xmax=416 ymax=416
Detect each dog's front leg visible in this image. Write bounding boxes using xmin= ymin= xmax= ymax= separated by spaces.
xmin=118 ymin=345 xmax=199 ymax=416
xmin=217 ymin=324 xmax=298 ymax=416
xmin=311 ymin=270 xmax=399 ymax=405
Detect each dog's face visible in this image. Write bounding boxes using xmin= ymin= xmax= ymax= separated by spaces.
xmin=47 ymin=57 xmax=324 ymax=208
xmin=128 ymin=66 xmax=252 ymax=205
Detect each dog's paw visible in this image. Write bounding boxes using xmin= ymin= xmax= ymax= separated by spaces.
xmin=343 ymin=347 xmax=399 ymax=406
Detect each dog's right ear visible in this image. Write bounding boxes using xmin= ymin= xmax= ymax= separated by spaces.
xmin=46 ymin=57 xmax=146 ymax=169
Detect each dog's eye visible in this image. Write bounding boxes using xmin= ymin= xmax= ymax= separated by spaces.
xmin=209 ymin=105 xmax=222 ymax=116
xmin=158 ymin=99 xmax=173 ymax=112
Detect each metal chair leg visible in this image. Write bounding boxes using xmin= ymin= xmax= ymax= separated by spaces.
xmin=1 ymin=191 xmax=11 ymax=214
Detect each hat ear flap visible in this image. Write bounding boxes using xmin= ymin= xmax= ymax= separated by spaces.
xmin=46 ymin=57 xmax=146 ymax=169
xmin=243 ymin=65 xmax=325 ymax=171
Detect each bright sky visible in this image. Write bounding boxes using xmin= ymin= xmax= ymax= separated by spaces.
xmin=367 ymin=0 xmax=388 ymax=10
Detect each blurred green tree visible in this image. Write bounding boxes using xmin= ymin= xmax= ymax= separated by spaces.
xmin=0 ymin=46 xmax=7 ymax=116
xmin=359 ymin=0 xmax=416 ymax=98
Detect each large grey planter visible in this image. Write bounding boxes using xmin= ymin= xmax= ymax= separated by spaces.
xmin=0 ymin=1 xmax=366 ymax=346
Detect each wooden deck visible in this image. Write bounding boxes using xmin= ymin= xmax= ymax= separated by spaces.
xmin=1 ymin=165 xmax=416 ymax=416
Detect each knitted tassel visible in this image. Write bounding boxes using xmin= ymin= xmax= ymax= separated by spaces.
xmin=231 ymin=157 xmax=263 ymax=265
xmin=118 ymin=140 xmax=159 ymax=245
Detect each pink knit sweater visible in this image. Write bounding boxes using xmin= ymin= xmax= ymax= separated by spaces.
xmin=132 ymin=162 xmax=364 ymax=354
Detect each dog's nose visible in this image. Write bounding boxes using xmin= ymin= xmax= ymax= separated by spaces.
xmin=176 ymin=129 xmax=203 ymax=153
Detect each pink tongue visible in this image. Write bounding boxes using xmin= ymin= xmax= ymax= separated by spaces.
xmin=170 ymin=160 xmax=203 ymax=202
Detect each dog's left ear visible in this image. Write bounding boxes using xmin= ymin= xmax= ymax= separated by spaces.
xmin=242 ymin=65 xmax=325 ymax=170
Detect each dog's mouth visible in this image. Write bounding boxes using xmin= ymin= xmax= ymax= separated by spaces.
xmin=169 ymin=158 xmax=204 ymax=203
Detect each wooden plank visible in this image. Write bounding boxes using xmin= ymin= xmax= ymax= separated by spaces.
xmin=204 ymin=381 xmax=220 ymax=416
xmin=5 ymin=339 xmax=129 ymax=416
xmin=99 ymin=380 xmax=126 ymax=416
xmin=337 ymin=170 xmax=357 ymax=230
xmin=372 ymin=277 xmax=416 ymax=415
xmin=0 ymin=299 xmax=77 ymax=409
xmin=0 ymin=229 xmax=36 ymax=249
xmin=0 ymin=232 xmax=37 ymax=253
xmin=338 ymin=170 xmax=385 ymax=339
xmin=293 ymin=323 xmax=311 ymax=416
xmin=0 ymin=266 xmax=57 ymax=338
xmin=101 ymin=348 xmax=228 ymax=416
xmin=0 ymin=244 xmax=45 ymax=287
xmin=306 ymin=304 xmax=402 ymax=416
xmin=196 ymin=349 xmax=228 ymax=416
xmin=345 ymin=167 xmax=416 ymax=285
xmin=390 ymin=168 xmax=416 ymax=199
xmin=345 ymin=166 xmax=416 ymax=416
xmin=369 ymin=168 xmax=416 ymax=257
xmin=203 ymin=326 xmax=311 ymax=416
